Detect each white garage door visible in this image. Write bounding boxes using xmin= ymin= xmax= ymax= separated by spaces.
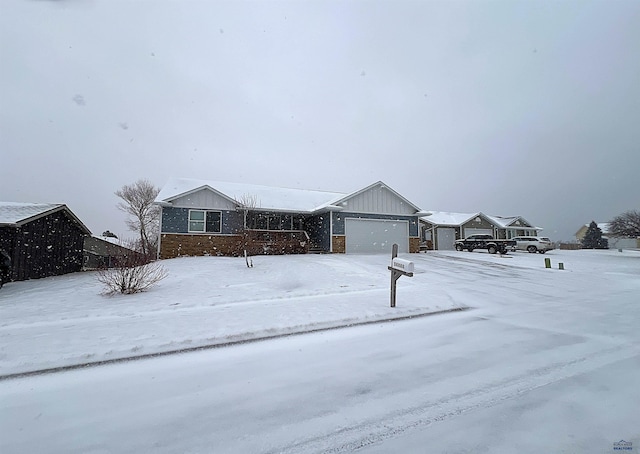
xmin=345 ymin=219 xmax=409 ymax=254
xmin=436 ymin=228 xmax=456 ymax=250
xmin=464 ymin=228 xmax=493 ymax=238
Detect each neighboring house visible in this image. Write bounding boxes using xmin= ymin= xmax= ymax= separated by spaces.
xmin=155 ymin=178 xmax=427 ymax=258
xmin=0 ymin=202 xmax=91 ymax=282
xmin=420 ymin=212 xmax=542 ymax=250
xmin=420 ymin=212 xmax=500 ymax=250
xmin=83 ymin=236 xmax=142 ymax=269
xmin=486 ymin=215 xmax=541 ymax=240
xmin=575 ymin=223 xmax=639 ymax=249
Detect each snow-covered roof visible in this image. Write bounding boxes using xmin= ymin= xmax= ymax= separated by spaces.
xmin=484 ymin=215 xmax=518 ymax=228
xmin=0 ymin=202 xmax=64 ymax=225
xmin=422 ymin=211 xmax=543 ymax=231
xmin=157 ymin=178 xmax=350 ymax=213
xmin=576 ymin=222 xmax=611 ymax=237
xmin=591 ymin=222 xmax=610 ymax=233
xmin=0 ymin=202 xmax=91 ymax=233
xmin=420 ymin=211 xmax=480 ymax=226
xmin=485 ymin=215 xmax=539 ymax=230
xmin=95 ymin=235 xmax=122 ymax=245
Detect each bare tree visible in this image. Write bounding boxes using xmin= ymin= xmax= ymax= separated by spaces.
xmin=236 ymin=194 xmax=259 ymax=268
xmin=609 ymin=210 xmax=640 ymax=238
xmin=115 ymin=179 xmax=160 ymax=258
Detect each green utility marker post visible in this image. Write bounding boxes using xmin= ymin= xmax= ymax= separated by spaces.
xmin=545 ymin=258 xmax=551 ymax=269
xmin=559 ymin=263 xmax=564 ymax=270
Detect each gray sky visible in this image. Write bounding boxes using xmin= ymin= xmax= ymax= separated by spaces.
xmin=1 ymin=0 xmax=639 ymax=241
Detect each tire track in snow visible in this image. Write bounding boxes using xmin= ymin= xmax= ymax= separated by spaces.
xmin=267 ymin=343 xmax=638 ymax=454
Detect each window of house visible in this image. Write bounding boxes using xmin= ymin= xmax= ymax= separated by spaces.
xmin=254 ymin=213 xmax=268 ymax=230
xmin=282 ymin=214 xmax=293 ymax=230
xmin=188 ymin=210 xmax=222 ymax=233
xmin=267 ymin=214 xmax=281 ymax=230
xmin=206 ymin=211 xmax=221 ymax=232
xmin=247 ymin=212 xmax=295 ymax=230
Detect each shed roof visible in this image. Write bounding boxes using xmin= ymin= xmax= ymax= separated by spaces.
xmin=0 ymin=202 xmax=91 ymax=233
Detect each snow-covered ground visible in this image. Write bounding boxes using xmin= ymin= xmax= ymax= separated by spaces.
xmin=0 ymin=252 xmax=466 ymax=376
xmin=0 ymin=249 xmax=637 ymax=376
xmin=1 ymin=249 xmax=639 ymax=453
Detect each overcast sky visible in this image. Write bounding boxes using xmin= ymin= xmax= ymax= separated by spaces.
xmin=1 ymin=0 xmax=639 ymax=241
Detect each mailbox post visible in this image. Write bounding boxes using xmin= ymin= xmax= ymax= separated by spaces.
xmin=388 ymin=243 xmax=414 ymax=307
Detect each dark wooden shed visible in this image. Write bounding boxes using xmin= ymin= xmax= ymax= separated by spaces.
xmin=0 ymin=202 xmax=91 ymax=282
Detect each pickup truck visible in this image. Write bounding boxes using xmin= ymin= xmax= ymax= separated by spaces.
xmin=454 ymin=234 xmax=516 ymax=254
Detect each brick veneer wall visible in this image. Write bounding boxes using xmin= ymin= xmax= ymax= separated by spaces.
xmin=160 ymin=232 xmax=310 ymax=259
xmin=160 ymin=234 xmax=242 ymax=259
xmin=160 ymin=233 xmax=417 ymax=257
xmin=332 ymin=235 xmax=346 ymax=253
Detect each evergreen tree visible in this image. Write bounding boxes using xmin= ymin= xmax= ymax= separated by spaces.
xmin=581 ymin=221 xmax=608 ymax=249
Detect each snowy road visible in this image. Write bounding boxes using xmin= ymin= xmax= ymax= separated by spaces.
xmin=2 ymin=305 xmax=639 ymax=452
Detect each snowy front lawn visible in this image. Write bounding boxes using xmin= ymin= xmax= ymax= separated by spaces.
xmin=1 ymin=249 xmax=638 ymax=377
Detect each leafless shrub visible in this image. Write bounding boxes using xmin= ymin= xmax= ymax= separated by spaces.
xmin=96 ymin=248 xmax=167 ymax=295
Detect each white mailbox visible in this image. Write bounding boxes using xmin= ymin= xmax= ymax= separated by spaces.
xmin=391 ymin=258 xmax=414 ymax=274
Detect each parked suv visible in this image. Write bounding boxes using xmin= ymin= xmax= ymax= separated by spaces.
xmin=510 ymin=236 xmax=554 ymax=254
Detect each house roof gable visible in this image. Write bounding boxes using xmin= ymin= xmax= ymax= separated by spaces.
xmin=156 ymin=177 xmax=347 ymax=213
xmin=157 ymin=178 xmax=425 ymax=215
xmin=331 ymin=181 xmax=424 ymax=214
xmin=486 ymin=215 xmax=535 ymax=229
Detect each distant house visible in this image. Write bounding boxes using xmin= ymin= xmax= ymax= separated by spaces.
xmin=575 ymin=222 xmax=639 ymax=249
xmin=420 ymin=212 xmax=543 ymax=250
xmin=155 ymin=178 xmax=427 ymax=257
xmin=420 ymin=212 xmax=500 ymax=250
xmin=486 ymin=215 xmax=541 ymax=240
xmin=83 ymin=236 xmax=142 ymax=270
xmin=0 ymin=202 xmax=91 ymax=282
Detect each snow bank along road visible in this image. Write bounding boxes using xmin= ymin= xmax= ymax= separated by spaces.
xmin=1 ymin=250 xmax=639 ymax=453
xmin=1 ymin=253 xmax=466 ymax=377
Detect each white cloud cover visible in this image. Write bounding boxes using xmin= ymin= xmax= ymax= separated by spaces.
xmin=1 ymin=0 xmax=639 ymax=241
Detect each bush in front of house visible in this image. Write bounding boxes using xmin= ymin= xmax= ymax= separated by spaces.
xmin=96 ymin=250 xmax=167 ymax=295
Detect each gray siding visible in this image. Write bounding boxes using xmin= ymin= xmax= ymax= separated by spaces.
xmin=340 ymin=186 xmax=415 ymax=215
xmin=171 ymin=188 xmax=237 ymax=210
xmin=461 ymin=216 xmax=497 ymax=237
xmin=332 ymin=212 xmax=419 ymax=236
xmin=161 ymin=207 xmax=243 ymax=234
